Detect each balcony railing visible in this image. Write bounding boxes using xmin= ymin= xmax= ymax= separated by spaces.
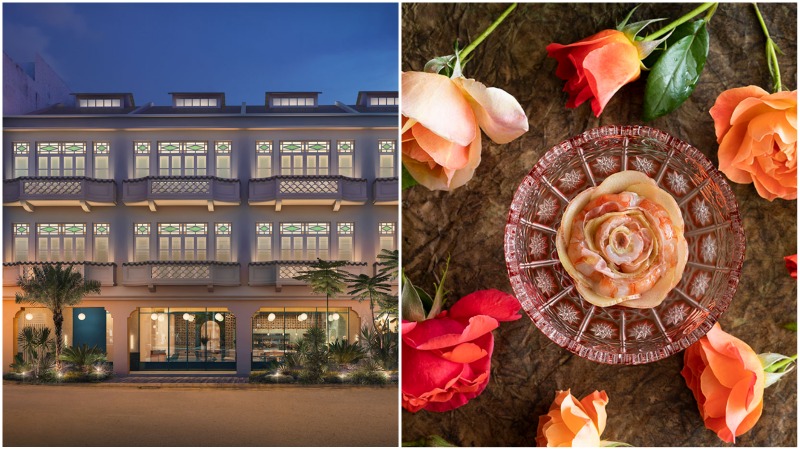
xmin=248 ymin=175 xmax=367 ymax=211
xmin=122 ymin=176 xmax=240 ymax=211
xmin=373 ymin=177 xmax=399 ymax=205
xmin=3 ymin=262 xmax=116 ymax=286
xmin=3 ymin=177 xmax=116 ymax=212
xmin=121 ymin=261 xmax=240 ymax=291
xmin=249 ymin=260 xmax=369 ymax=291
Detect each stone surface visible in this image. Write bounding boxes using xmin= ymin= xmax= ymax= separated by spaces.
xmin=401 ymin=3 xmax=796 ymax=447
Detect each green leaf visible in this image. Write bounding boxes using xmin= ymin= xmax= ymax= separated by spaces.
xmin=414 ymin=285 xmax=433 ymax=315
xmin=401 ymin=273 xmax=426 ymax=322
xmin=783 ymin=322 xmax=797 ymax=331
xmin=642 ymin=20 xmax=709 ymax=121
xmin=424 ymin=55 xmax=456 ymax=75
xmin=428 ymin=257 xmax=450 ymax=319
xmin=401 ymin=164 xmax=419 ymax=190
xmin=403 ymin=435 xmax=456 ymax=447
xmin=616 ymin=4 xmax=640 ymax=31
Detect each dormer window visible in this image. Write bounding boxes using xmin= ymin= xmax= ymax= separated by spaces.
xmin=80 ymin=98 xmax=121 ymax=108
xmin=171 ymin=93 xmax=225 ymax=108
xmin=369 ymin=96 xmax=398 ymax=106
xmin=273 ymin=97 xmax=315 ymax=107
xmin=266 ymin=92 xmax=320 ymax=108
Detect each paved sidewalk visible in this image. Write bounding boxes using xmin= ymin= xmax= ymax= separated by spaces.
xmin=103 ymin=375 xmax=249 ymax=384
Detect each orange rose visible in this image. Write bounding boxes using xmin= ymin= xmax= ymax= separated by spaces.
xmin=546 ymin=30 xmax=641 ymax=117
xmin=402 ymin=71 xmax=528 ymax=191
xmin=681 ymin=323 xmax=765 ymax=443
xmin=710 ymin=86 xmax=797 ymax=201
xmin=536 ymin=389 xmax=608 ymax=447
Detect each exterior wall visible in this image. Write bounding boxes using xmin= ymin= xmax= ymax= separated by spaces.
xmin=3 ymin=107 xmax=398 ymax=376
xmin=3 ymin=53 xmax=72 ymax=115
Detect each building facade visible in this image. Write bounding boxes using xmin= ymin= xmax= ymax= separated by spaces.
xmin=3 ymin=53 xmax=72 ymax=116
xmin=3 ymin=90 xmax=398 ymax=375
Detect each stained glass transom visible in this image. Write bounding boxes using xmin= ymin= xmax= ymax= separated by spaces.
xmin=215 ymin=142 xmax=231 ymax=154
xmin=135 ymin=142 xmax=151 ymax=154
xmin=281 ymin=223 xmax=303 ymax=235
xmin=256 ymin=141 xmax=273 ymax=154
xmin=256 ymin=223 xmax=273 ymax=235
xmin=215 ymin=223 xmax=232 ymax=235
xmin=337 ymin=141 xmax=354 ymax=153
xmin=337 ymin=223 xmax=354 ymax=235
xmin=94 ymin=223 xmax=110 ymax=235
xmin=14 ymin=143 xmax=30 ymax=155
xmin=135 ymin=223 xmax=151 ymax=235
xmin=307 ymin=223 xmax=329 ymax=234
xmin=37 ymin=142 xmax=86 ymax=154
xmin=378 ymin=140 xmax=396 ymax=153
xmin=379 ymin=222 xmax=396 ymax=235
xmin=94 ymin=142 xmax=110 ymax=154
xmin=13 ymin=223 xmax=30 ymax=235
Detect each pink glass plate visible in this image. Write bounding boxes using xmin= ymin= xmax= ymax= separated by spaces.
xmin=504 ymin=125 xmax=745 ymax=364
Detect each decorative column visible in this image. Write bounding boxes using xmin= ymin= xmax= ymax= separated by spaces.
xmin=3 ymin=303 xmax=23 ymax=374
xmin=105 ymin=304 xmax=137 ymax=376
xmin=227 ymin=303 xmax=260 ymax=376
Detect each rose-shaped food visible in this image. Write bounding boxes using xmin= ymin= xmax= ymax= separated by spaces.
xmin=556 ymin=170 xmax=688 ymax=308
xmin=402 ymin=71 xmax=529 ymax=191
xmin=401 ymin=289 xmax=521 ymax=412
xmin=681 ymin=323 xmax=765 ymax=443
xmin=546 ymin=30 xmax=641 ymax=117
xmin=710 ymin=86 xmax=797 ymax=201
xmin=536 ymin=389 xmax=609 ymax=447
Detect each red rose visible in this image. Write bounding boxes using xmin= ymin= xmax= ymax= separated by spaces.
xmin=546 ymin=29 xmax=642 ymax=117
xmin=785 ymin=254 xmax=797 ymax=278
xmin=401 ymin=289 xmax=521 ymax=413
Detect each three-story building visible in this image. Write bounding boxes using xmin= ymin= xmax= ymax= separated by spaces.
xmin=3 ymin=90 xmax=398 ymax=375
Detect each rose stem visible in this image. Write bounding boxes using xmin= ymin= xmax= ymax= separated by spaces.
xmin=753 ymin=3 xmax=783 ymax=92
xmin=766 ymin=354 xmax=797 ymax=373
xmin=641 ymin=2 xmax=717 ymax=42
xmin=458 ymin=3 xmax=517 ymax=62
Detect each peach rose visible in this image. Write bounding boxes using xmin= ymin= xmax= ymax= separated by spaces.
xmin=681 ymin=323 xmax=766 ymax=443
xmin=536 ymin=389 xmax=608 ymax=447
xmin=556 ymin=171 xmax=688 ymax=308
xmin=402 ymin=71 xmax=528 ymax=191
xmin=710 ymin=86 xmax=797 ymax=201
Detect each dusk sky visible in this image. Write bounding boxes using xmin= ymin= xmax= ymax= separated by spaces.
xmin=3 ymin=3 xmax=399 ymax=106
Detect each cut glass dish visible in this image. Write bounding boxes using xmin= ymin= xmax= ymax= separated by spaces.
xmin=504 ymin=125 xmax=746 ymax=364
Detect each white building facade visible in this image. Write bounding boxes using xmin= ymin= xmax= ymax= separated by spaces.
xmin=3 ymin=91 xmax=398 ymax=376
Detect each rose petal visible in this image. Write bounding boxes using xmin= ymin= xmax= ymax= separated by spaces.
xmin=717 ymin=124 xmax=757 ymax=184
xmin=401 ymin=340 xmax=465 ymax=398
xmin=440 ymin=342 xmax=488 ymax=364
xmin=401 ymin=71 xmax=476 ymax=147
xmin=404 ymin=315 xmax=499 ymax=351
xmin=709 ymin=85 xmax=770 ymax=142
xmin=582 ymin=42 xmax=641 ymax=116
xmin=411 ymin=122 xmax=472 ymax=170
xmin=447 ymin=289 xmax=522 ymax=322
xmin=579 ymin=390 xmax=609 ymax=436
xmin=451 ymin=77 xmax=529 ymax=144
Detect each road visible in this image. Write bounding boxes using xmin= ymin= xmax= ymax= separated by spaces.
xmin=3 ymin=383 xmax=398 ymax=446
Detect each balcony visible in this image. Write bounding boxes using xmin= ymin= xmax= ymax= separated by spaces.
xmin=3 ymin=262 xmax=116 ymax=286
xmin=3 ymin=177 xmax=116 ymax=212
xmin=373 ymin=177 xmax=399 ymax=205
xmin=249 ymin=261 xmax=369 ymax=292
xmin=121 ymin=261 xmax=240 ymax=291
xmin=248 ymin=176 xmax=367 ymax=211
xmin=122 ymin=176 xmax=240 ymax=211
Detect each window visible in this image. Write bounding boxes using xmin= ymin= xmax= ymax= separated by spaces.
xmin=272 ymin=97 xmax=315 ymax=107
xmin=255 ymin=141 xmax=273 ymax=178
xmin=378 ymin=222 xmax=396 ymax=251
xmin=215 ymin=223 xmax=232 ymax=262
xmin=378 ymin=140 xmax=396 ymax=177
xmin=279 ymin=222 xmax=329 ymax=260
xmin=215 ymin=142 xmax=231 ymax=178
xmin=94 ymin=223 xmax=110 ymax=262
xmin=280 ymin=141 xmax=329 ymax=176
xmin=134 ymin=142 xmax=150 ymax=178
xmin=13 ymin=223 xmax=30 ymax=262
xmin=37 ymin=142 xmax=86 ymax=177
xmin=255 ymin=223 xmax=273 ymax=262
xmin=13 ymin=143 xmax=30 ymax=178
xmin=37 ymin=223 xmax=86 ymax=261
xmin=337 ymin=141 xmax=354 ymax=177
xmin=94 ymin=142 xmax=110 ymax=179
xmin=337 ymin=222 xmax=354 ymax=261
xmin=158 ymin=142 xmax=207 ymax=176
xmin=175 ymin=98 xmax=218 ymax=107
xmin=157 ymin=223 xmax=207 ymax=261
xmin=134 ymin=223 xmax=151 ymax=262
xmin=369 ymin=96 xmax=398 ymax=106
xmin=79 ymin=98 xmax=121 ymax=108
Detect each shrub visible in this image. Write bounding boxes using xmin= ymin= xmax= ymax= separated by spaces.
xmin=359 ymin=326 xmax=398 ymax=370
xmin=348 ymin=360 xmax=387 ymax=385
xmin=328 ymin=339 xmax=365 ymax=365
xmin=60 ymin=344 xmax=107 ymax=374
xmin=249 ymin=371 xmax=267 ymax=383
xmin=322 ymin=372 xmax=344 ymax=384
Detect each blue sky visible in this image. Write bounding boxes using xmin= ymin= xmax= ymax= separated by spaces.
xmin=3 ymin=3 xmax=399 ymax=106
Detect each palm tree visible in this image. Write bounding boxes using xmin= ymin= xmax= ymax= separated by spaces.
xmin=15 ymin=264 xmax=101 ymax=370
xmin=60 ymin=344 xmax=107 ymax=375
xmin=294 ymin=259 xmax=350 ymax=342
xmin=376 ymin=249 xmax=398 ymax=280
xmin=17 ymin=326 xmax=54 ymax=378
xmin=347 ymin=272 xmax=392 ymax=335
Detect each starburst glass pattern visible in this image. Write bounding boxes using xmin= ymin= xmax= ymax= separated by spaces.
xmin=593 ymin=155 xmax=618 ymax=174
xmin=559 ymin=169 xmax=583 ymax=191
xmin=556 ymin=304 xmax=579 ymax=324
xmin=630 ymin=323 xmax=653 ymax=340
xmin=701 ymin=235 xmax=717 ymax=263
xmin=665 ymin=304 xmax=688 ymax=326
xmin=534 ymin=270 xmax=556 ymax=295
xmin=666 ymin=171 xmax=689 ymax=194
xmin=632 ymin=156 xmax=655 ymax=174
xmin=692 ymin=199 xmax=711 ymax=225
xmin=528 ymin=232 xmax=547 ymax=258
xmin=690 ymin=272 xmax=711 ymax=297
xmin=591 ymin=323 xmax=615 ymax=339
xmin=537 ymin=197 xmax=558 ymax=221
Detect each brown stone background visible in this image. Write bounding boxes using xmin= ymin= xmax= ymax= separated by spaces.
xmin=401 ymin=3 xmax=797 ymax=447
